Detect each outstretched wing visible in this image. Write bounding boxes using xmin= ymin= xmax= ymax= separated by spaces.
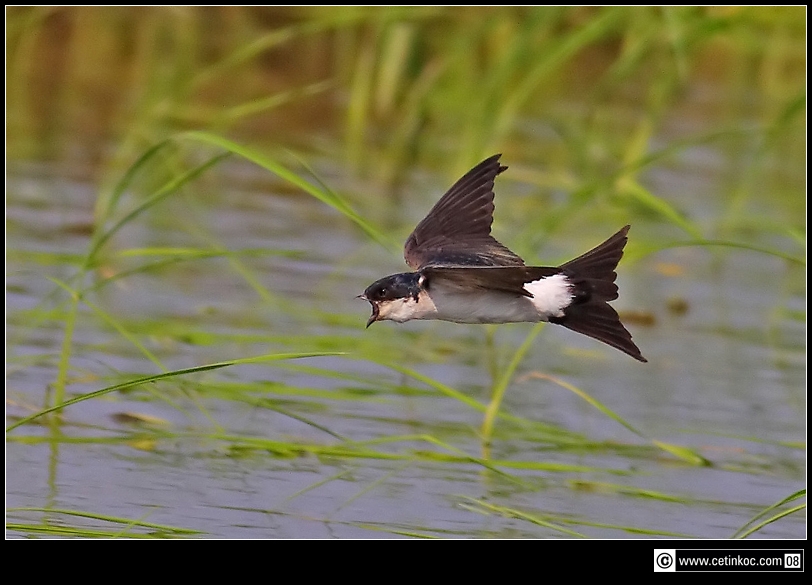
xmin=421 ymin=265 xmax=560 ymax=297
xmin=403 ymin=154 xmax=525 ymax=270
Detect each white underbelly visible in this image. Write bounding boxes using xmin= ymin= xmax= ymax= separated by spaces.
xmin=429 ymin=274 xmax=572 ymax=324
xmin=432 ymin=294 xmax=541 ymax=323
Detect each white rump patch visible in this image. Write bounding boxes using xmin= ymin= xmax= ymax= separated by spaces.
xmin=523 ymin=274 xmax=573 ymax=318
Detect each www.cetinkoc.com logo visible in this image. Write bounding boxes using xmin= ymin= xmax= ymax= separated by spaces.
xmin=654 ymin=549 xmax=803 ymax=572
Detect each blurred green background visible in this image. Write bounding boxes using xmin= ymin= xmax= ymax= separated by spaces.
xmin=7 ymin=6 xmax=805 ymax=203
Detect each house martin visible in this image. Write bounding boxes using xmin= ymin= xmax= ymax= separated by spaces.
xmin=360 ymin=154 xmax=646 ymax=362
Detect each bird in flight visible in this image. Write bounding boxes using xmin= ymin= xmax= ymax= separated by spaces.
xmin=359 ymin=154 xmax=646 ymax=362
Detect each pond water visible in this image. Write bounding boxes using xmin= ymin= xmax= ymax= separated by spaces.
xmin=6 ymin=142 xmax=804 ymax=538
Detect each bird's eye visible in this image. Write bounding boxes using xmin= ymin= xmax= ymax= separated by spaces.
xmin=379 ymin=287 xmax=387 ymax=296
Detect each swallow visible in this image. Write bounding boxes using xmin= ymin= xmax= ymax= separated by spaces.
xmin=359 ymin=154 xmax=646 ymax=362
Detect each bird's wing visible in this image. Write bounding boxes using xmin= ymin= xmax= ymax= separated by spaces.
xmin=403 ymin=154 xmax=525 ymax=270
xmin=421 ymin=265 xmax=560 ymax=297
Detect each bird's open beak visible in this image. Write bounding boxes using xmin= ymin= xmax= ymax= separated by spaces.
xmin=357 ymin=294 xmax=379 ymax=328
xmin=366 ymin=302 xmax=379 ymax=328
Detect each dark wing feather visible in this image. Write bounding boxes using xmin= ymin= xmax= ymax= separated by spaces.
xmin=404 ymin=154 xmax=525 ymax=270
xmin=421 ymin=266 xmax=559 ymax=297
xmin=558 ymin=225 xmax=629 ymax=301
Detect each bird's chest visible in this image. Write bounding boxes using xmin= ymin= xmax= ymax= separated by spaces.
xmin=427 ymin=288 xmax=541 ymax=324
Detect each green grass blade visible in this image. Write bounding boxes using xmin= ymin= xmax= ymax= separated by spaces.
xmin=87 ymin=152 xmax=231 ymax=265
xmin=482 ymin=323 xmax=545 ymax=440
xmin=93 ymin=138 xmax=174 ymax=227
xmin=653 ymin=238 xmax=805 ymax=266
xmin=733 ymin=489 xmax=806 ymax=538
xmin=181 ymin=131 xmax=393 ymax=249
xmin=526 ymin=372 xmax=710 ymax=466
xmin=458 ymin=496 xmax=587 ymax=538
xmin=8 ymin=507 xmax=201 ymax=535
xmin=6 ymin=352 xmax=344 ymax=432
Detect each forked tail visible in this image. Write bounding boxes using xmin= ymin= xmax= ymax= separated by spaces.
xmin=550 ymin=225 xmax=647 ymax=362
